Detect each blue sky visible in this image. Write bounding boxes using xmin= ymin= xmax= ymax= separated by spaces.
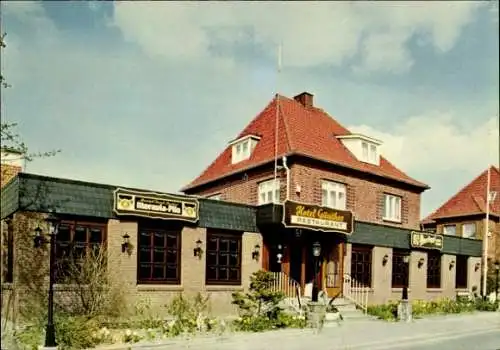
xmin=1 ymin=1 xmax=499 ymax=217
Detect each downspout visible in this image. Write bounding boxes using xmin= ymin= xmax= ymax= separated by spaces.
xmin=282 ymin=156 xmax=290 ymax=201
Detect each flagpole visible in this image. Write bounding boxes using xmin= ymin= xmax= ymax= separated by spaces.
xmin=482 ymin=165 xmax=491 ymax=298
xmin=273 ymin=44 xmax=282 ymax=190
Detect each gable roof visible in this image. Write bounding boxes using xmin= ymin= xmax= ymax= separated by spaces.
xmin=423 ymin=165 xmax=500 ymax=223
xmin=182 ymin=93 xmax=429 ymax=192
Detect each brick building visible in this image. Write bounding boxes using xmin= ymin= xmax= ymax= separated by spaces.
xmin=0 ymin=95 xmax=486 ymax=317
xmin=422 ymin=166 xmax=500 ymax=265
xmin=182 ymin=92 xmax=483 ymax=303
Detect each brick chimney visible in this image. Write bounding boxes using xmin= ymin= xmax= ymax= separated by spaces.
xmin=293 ymin=92 xmax=314 ymax=108
xmin=1 ymin=148 xmax=25 ymax=188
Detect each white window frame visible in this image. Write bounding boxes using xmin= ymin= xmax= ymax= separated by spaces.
xmin=361 ymin=141 xmax=378 ymax=164
xmin=383 ymin=194 xmax=401 ymax=222
xmin=461 ymin=223 xmax=476 ymax=238
xmin=369 ymin=144 xmax=377 ymax=163
xmin=362 ymin=142 xmax=369 ymax=161
xmin=232 ymin=139 xmax=250 ymax=164
xmin=443 ymin=224 xmax=457 ymax=236
xmin=258 ymin=179 xmax=280 ymax=205
xmin=321 ymin=181 xmax=347 ymax=210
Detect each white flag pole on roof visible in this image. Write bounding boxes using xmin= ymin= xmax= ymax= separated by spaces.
xmin=273 ymin=43 xmax=282 ymax=193
xmin=482 ymin=165 xmax=491 ymax=298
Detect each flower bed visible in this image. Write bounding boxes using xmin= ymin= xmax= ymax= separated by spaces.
xmin=367 ymin=297 xmax=498 ymax=321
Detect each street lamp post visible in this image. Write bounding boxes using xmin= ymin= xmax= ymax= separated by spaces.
xmin=34 ymin=213 xmax=60 ymax=348
xmin=311 ymin=241 xmax=321 ymax=302
xmin=398 ymin=255 xmax=412 ymax=322
xmin=402 ymin=255 xmax=410 ymax=301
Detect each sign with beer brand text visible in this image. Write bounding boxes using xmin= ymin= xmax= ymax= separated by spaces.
xmin=113 ymin=188 xmax=199 ymax=222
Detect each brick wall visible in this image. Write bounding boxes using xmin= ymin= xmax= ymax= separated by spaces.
xmin=187 ymin=160 xmax=422 ymax=230
xmin=1 ymin=164 xmax=22 ymax=188
xmin=188 ymin=165 xmax=286 ymax=206
xmin=290 ymin=163 xmax=421 ymax=230
xmin=107 ymin=219 xmax=263 ymax=316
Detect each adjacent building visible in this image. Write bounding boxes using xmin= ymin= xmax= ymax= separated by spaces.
xmin=422 ymin=166 xmax=500 ymax=265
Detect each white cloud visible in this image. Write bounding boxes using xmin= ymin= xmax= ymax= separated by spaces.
xmin=349 ymin=112 xmax=499 ymax=174
xmin=111 ymin=1 xmax=484 ymax=74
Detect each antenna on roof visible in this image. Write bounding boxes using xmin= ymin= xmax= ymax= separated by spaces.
xmin=273 ymin=43 xmax=282 ymax=192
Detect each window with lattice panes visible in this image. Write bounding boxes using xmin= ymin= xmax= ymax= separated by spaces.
xmin=206 ymin=230 xmax=242 ymax=285
xmin=426 ymin=252 xmax=442 ymax=288
xmin=462 ymin=223 xmax=476 ymax=238
xmin=54 ymin=221 xmax=107 ymax=283
xmin=258 ymin=179 xmax=280 ymax=205
xmin=137 ymin=227 xmax=181 ymax=284
xmin=383 ymin=194 xmax=401 ymax=222
xmin=443 ymin=224 xmax=456 ymax=236
xmin=321 ymin=180 xmax=346 ymax=210
xmin=350 ymin=245 xmax=372 ymax=287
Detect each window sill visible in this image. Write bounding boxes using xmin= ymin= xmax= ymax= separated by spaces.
xmin=137 ymin=285 xmax=184 ymax=292
xmin=427 ymin=288 xmax=443 ymax=292
xmin=205 ymin=285 xmax=244 ymax=292
xmin=382 ymin=218 xmax=402 ymax=224
xmin=351 ymin=287 xmax=373 ymax=292
xmin=391 ymin=288 xmax=412 ymax=292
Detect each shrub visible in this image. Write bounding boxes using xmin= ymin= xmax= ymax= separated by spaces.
xmin=368 ymin=297 xmax=498 ymax=321
xmin=14 ymin=315 xmax=107 ymax=350
xmin=231 ymin=270 xmax=305 ymax=332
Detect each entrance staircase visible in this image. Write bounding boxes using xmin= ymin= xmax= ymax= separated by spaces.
xmin=269 ymin=272 xmax=374 ymax=324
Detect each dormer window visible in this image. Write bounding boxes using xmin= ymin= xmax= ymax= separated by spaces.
xmin=230 ymin=135 xmax=260 ymax=164
xmin=337 ymin=134 xmax=382 ymax=166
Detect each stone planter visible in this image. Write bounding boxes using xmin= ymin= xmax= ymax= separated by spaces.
xmin=306 ymin=302 xmax=327 ymax=329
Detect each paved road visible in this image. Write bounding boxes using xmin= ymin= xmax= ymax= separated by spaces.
xmin=96 ymin=312 xmax=500 ymax=350
xmin=396 ymin=328 xmax=500 ymax=350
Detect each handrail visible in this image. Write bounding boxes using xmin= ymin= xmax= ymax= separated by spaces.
xmin=268 ymin=272 xmax=301 ymax=299
xmin=342 ymin=273 xmax=369 ymax=313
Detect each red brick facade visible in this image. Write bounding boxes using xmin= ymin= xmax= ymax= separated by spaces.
xmin=186 ymin=158 xmax=423 ymax=230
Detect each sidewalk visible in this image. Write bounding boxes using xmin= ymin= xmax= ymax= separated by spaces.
xmin=96 ymin=312 xmax=500 ymax=350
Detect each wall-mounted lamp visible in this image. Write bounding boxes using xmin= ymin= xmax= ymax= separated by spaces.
xmin=193 ymin=239 xmax=203 ymax=259
xmin=252 ymin=244 xmax=260 ymax=261
xmin=33 ymin=226 xmax=48 ymax=248
xmin=474 ymin=262 xmax=481 ymax=272
xmin=449 ymin=260 xmax=455 ymax=270
xmin=295 ymin=229 xmax=302 ymax=238
xmin=382 ymin=254 xmax=389 ymax=266
xmin=121 ymin=233 xmax=131 ymax=254
xmin=277 ymin=244 xmax=283 ymax=264
xmin=417 ymin=258 xmax=425 ymax=269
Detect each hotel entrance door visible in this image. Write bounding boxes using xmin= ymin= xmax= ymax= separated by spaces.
xmin=323 ymin=242 xmax=344 ymax=298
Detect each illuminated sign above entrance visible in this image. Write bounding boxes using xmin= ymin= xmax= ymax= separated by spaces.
xmin=282 ymin=200 xmax=354 ymax=234
xmin=410 ymin=231 xmax=443 ymax=250
xmin=113 ymin=188 xmax=199 ymax=222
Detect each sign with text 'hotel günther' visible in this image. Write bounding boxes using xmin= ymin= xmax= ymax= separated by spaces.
xmin=282 ymin=200 xmax=354 ymax=234
xmin=410 ymin=231 xmax=443 ymax=250
xmin=113 ymin=188 xmax=199 ymax=223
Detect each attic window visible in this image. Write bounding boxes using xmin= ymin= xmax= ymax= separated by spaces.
xmin=362 ymin=141 xmax=378 ymax=164
xmin=230 ymin=135 xmax=260 ymax=164
xmin=337 ymin=134 xmax=382 ymax=166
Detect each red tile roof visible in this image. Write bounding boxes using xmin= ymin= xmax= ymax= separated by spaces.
xmin=182 ymin=93 xmax=429 ymax=191
xmin=423 ymin=166 xmax=500 ymax=223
